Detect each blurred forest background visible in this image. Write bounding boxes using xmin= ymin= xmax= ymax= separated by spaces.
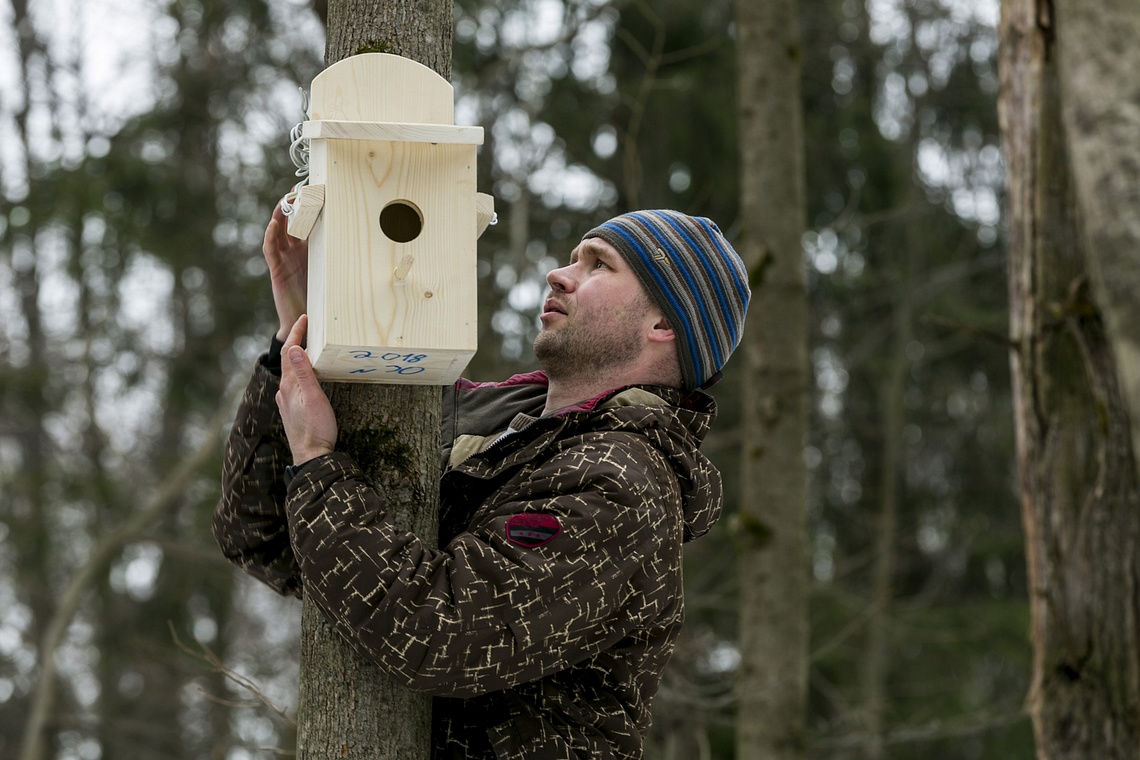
xmin=1 ymin=0 xmax=1032 ymax=758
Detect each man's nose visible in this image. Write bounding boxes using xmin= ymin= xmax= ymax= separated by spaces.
xmin=546 ymin=264 xmax=575 ymax=292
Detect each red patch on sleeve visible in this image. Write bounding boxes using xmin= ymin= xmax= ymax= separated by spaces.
xmin=505 ymin=513 xmax=562 ymax=548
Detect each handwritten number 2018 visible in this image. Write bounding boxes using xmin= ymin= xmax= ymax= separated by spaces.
xmin=350 ymin=351 xmax=427 ymax=363
xmin=347 ymin=350 xmax=428 ymax=375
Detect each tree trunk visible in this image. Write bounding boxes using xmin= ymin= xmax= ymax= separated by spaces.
xmin=1050 ymin=0 xmax=1140 ymax=475
xmin=859 ymin=215 xmax=917 ymax=760
xmin=297 ymin=385 xmax=443 ymax=760
xmin=733 ymin=1 xmax=810 ymax=758
xmin=10 ymin=0 xmax=66 ymax=755
xmin=295 ymin=3 xmax=453 ymax=758
xmin=999 ymin=1 xmax=1140 ymax=757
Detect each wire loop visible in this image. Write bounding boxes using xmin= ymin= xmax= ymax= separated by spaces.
xmin=280 ymin=87 xmax=311 ymax=216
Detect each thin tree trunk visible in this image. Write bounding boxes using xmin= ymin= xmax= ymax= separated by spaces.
xmin=859 ymin=229 xmax=915 ymax=760
xmin=294 ymin=3 xmax=452 ymax=759
xmin=9 ymin=0 xmax=62 ymax=755
xmin=733 ymin=0 xmax=810 ymax=758
xmin=999 ymin=1 xmax=1140 ymax=756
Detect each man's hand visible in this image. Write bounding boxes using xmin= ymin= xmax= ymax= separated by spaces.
xmin=276 ymin=315 xmax=337 ymax=466
xmin=264 ymin=203 xmax=309 ymax=342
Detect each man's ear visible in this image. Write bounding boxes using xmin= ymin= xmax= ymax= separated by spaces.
xmin=647 ymin=315 xmax=675 ymax=344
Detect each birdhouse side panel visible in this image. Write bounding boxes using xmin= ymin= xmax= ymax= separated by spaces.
xmin=303 ymin=139 xmax=330 ymax=371
xmin=305 ymin=214 xmax=329 ymax=364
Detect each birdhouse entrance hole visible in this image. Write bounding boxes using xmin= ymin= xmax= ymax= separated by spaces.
xmin=380 ymin=200 xmax=424 ymax=243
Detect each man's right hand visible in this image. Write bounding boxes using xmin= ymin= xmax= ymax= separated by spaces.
xmin=277 ymin=315 xmax=337 ymax=466
xmin=264 ymin=203 xmax=309 ymax=342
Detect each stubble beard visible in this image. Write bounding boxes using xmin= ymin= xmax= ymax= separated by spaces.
xmin=533 ymin=297 xmax=648 ymax=383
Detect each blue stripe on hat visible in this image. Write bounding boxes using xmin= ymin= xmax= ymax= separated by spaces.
xmin=634 ymin=216 xmax=725 ymax=370
xmin=652 ymin=213 xmax=737 ymax=366
xmin=699 ymin=223 xmax=751 ymax=345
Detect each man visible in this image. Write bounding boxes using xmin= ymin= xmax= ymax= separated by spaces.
xmin=213 ymin=205 xmax=750 ymax=759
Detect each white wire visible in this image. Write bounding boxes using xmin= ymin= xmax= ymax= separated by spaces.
xmin=280 ymin=87 xmax=311 ymax=216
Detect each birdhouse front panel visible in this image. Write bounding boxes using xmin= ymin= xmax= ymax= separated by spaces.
xmin=306 ymin=137 xmax=477 ymax=384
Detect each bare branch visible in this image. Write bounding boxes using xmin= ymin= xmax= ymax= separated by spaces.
xmin=169 ymin=621 xmax=296 ymax=728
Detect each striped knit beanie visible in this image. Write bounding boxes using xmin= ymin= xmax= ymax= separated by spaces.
xmin=583 ymin=209 xmax=750 ymax=390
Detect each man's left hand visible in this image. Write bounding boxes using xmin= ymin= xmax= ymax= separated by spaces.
xmin=276 ymin=314 xmax=337 ymax=466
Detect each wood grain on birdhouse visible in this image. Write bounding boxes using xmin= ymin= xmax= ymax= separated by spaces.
xmin=296 ymin=53 xmax=489 ymax=385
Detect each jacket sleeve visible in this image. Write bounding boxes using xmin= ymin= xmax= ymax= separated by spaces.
xmin=285 ymin=433 xmax=685 ymax=698
xmin=212 ymin=358 xmax=303 ymax=597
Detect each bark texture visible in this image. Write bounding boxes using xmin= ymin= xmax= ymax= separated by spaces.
xmin=325 ymin=0 xmax=453 ymax=74
xmin=1051 ymin=0 xmax=1140 ymax=473
xmin=999 ymin=1 xmax=1140 ymax=756
xmin=733 ymin=0 xmax=810 ymax=758
xmin=296 ymin=3 xmax=452 ymax=758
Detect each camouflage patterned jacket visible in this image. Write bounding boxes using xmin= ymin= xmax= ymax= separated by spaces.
xmin=213 ymin=355 xmax=723 ymax=759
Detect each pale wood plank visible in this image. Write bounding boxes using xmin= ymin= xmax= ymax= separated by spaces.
xmin=310 ymin=53 xmax=454 ymax=124
xmin=307 ymin=139 xmax=478 ymax=384
xmin=286 ymin=184 xmax=325 ymax=240
xmin=303 ymin=120 xmax=483 ymax=145
xmin=476 ymin=192 xmax=495 ymax=238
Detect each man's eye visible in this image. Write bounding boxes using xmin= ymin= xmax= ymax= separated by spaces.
xmin=594 ymin=260 xmax=608 ymax=269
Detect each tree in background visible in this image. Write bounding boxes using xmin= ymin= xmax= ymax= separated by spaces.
xmin=999 ymin=0 xmax=1140 ymax=756
xmin=797 ymin=1 xmax=1030 ymax=756
xmin=733 ymin=1 xmax=810 ymax=760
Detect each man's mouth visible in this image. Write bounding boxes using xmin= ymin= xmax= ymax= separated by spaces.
xmin=542 ymin=298 xmax=567 ymax=316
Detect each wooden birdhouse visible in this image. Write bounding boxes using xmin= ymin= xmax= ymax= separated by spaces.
xmin=285 ymin=53 xmax=494 ymax=385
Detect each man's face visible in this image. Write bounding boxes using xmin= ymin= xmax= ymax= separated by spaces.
xmin=534 ymin=237 xmax=656 ymax=380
